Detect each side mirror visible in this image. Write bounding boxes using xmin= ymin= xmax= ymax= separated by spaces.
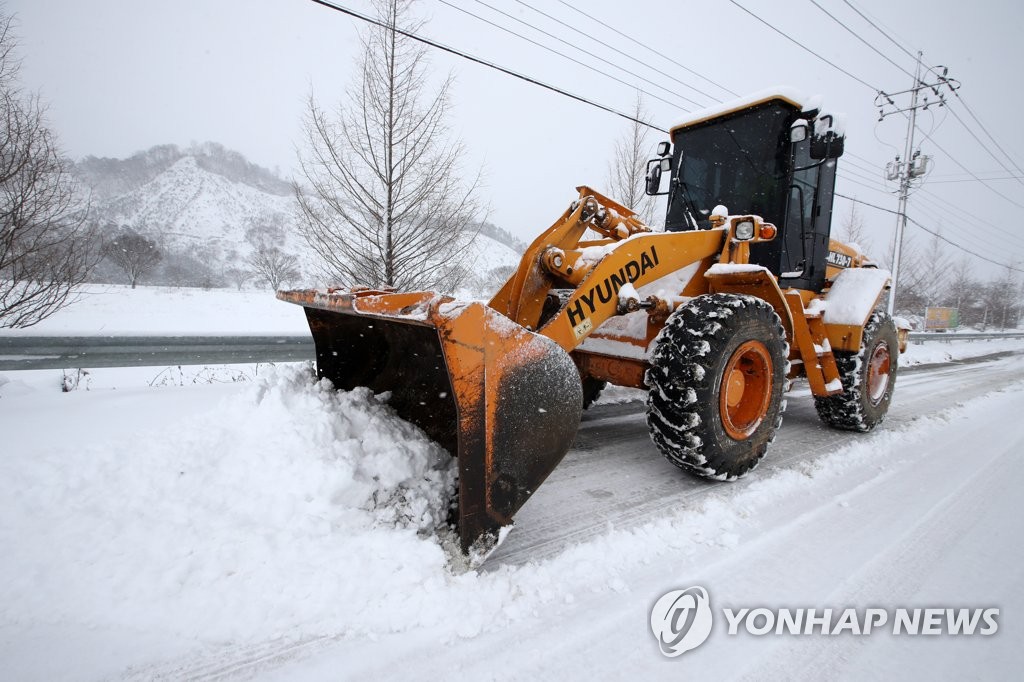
xmin=646 ymin=157 xmax=671 ymax=195
xmin=810 ymin=113 xmax=845 ymax=159
xmin=810 ymin=133 xmax=844 ymax=159
xmin=656 ymin=140 xmax=671 ymax=157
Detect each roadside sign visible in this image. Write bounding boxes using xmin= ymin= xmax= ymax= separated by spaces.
xmin=924 ymin=307 xmax=959 ymax=330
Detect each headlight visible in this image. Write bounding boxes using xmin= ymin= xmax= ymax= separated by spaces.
xmin=734 ymin=220 xmax=755 ymax=240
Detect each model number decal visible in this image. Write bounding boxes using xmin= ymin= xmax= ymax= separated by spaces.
xmin=826 ymin=250 xmax=853 ymax=268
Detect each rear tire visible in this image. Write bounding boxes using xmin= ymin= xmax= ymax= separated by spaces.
xmin=645 ymin=294 xmax=788 ymax=480
xmin=581 ymin=377 xmax=607 ymax=410
xmin=814 ymin=312 xmax=898 ymax=432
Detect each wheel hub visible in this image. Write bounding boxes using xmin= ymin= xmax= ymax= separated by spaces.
xmin=719 ymin=340 xmax=773 ymax=440
xmin=866 ymin=341 xmax=891 ymax=405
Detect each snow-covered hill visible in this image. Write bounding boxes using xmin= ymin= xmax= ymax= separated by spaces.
xmin=78 ymin=144 xmax=522 ymax=291
xmin=92 ymin=155 xmax=296 ymax=263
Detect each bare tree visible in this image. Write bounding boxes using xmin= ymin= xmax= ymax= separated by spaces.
xmin=247 ymin=245 xmax=300 ymax=290
xmin=945 ymin=257 xmax=977 ymax=323
xmin=102 ymin=227 xmax=161 ymax=288
xmin=986 ymin=265 xmax=1020 ymax=330
xmin=838 ymin=201 xmax=871 ymax=256
xmin=884 ymin=232 xmax=928 ymax=314
xmin=224 ymin=266 xmax=249 ymax=291
xmin=0 ymin=12 xmax=98 ymax=327
xmin=605 ymin=93 xmax=656 ymax=225
xmin=920 ymin=230 xmax=951 ymax=306
xmin=244 ymin=209 xmax=288 ymax=247
xmin=295 ymin=0 xmax=480 ymax=292
xmin=244 ymin=211 xmax=300 ymax=290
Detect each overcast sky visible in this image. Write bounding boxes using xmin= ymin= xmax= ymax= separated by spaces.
xmin=7 ymin=0 xmax=1024 ymax=277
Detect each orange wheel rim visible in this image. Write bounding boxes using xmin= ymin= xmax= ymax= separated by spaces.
xmin=866 ymin=342 xmax=891 ymax=405
xmin=719 ymin=340 xmax=773 ymax=440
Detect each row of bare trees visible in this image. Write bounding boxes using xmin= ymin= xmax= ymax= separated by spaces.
xmin=840 ymin=203 xmax=1021 ymax=329
xmin=100 ymin=214 xmax=301 ymax=292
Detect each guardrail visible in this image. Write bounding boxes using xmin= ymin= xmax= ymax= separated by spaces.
xmin=2 ymin=331 xmax=1022 ymax=371
xmin=907 ymin=331 xmax=1024 ymax=343
xmin=0 ymin=335 xmax=314 ymax=371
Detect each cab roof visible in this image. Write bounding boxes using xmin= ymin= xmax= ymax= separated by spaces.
xmin=669 ymin=87 xmax=809 ymax=134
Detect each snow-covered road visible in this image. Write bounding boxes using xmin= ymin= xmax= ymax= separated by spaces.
xmin=487 ymin=354 xmax=1024 ymax=567
xmin=2 ymin=352 xmax=1023 ymax=680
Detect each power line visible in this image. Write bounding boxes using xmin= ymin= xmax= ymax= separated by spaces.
xmin=727 ymin=0 xmax=879 ymax=92
xmin=954 ymin=95 xmax=1024 ymax=173
xmin=436 ymin=0 xmax=694 ymax=112
xmin=837 ymin=156 xmax=891 ymax=185
xmin=909 ymin=204 xmax=1024 ymax=258
xmin=837 ymin=172 xmax=894 ymax=197
xmin=837 ymin=192 xmax=1024 ymax=271
xmin=916 ymin=186 xmax=1024 ymax=245
xmin=845 ymin=151 xmax=893 ymax=181
xmin=312 ymin=0 xmax=1022 ymax=272
xmin=553 ymin=0 xmax=738 ymax=99
xmin=916 ymin=125 xmax=1024 ymax=210
xmin=806 ymin=0 xmax=915 ymax=79
xmin=947 ymin=94 xmax=1024 ymax=187
xmin=905 ymin=214 xmax=1024 ymax=273
xmin=511 ymin=0 xmax=721 ymax=104
xmin=835 ymin=192 xmax=899 ymax=215
xmin=838 ymin=168 xmax=892 ymax=193
xmin=527 ymin=3 xmax=1024 ymax=269
xmin=308 ymin=0 xmax=667 ymax=133
xmin=910 ymin=198 xmax=1024 ymax=252
xmin=930 ymin=170 xmax=1024 ymax=180
xmin=927 ymin=175 xmax=1024 ymax=184
xmin=840 ymin=0 xmax=920 ymax=63
xmin=458 ymin=0 xmax=706 ymax=109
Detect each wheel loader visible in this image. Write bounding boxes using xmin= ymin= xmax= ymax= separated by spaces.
xmin=279 ymin=89 xmax=899 ymax=561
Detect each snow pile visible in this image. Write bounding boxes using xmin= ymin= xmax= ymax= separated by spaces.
xmin=901 ymin=336 xmax=1024 ymax=366
xmin=617 ymin=282 xmax=640 ymax=307
xmin=3 ymin=356 xmax=1024 ymax=677
xmin=705 ymin=263 xmax=771 ymax=275
xmin=822 ymin=268 xmax=891 ymax=325
xmin=0 ymin=364 xmax=456 ymax=642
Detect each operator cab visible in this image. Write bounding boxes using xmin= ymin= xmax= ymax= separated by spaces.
xmin=646 ymin=90 xmax=845 ymax=293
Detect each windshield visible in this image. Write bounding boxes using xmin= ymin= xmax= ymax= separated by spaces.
xmin=666 ymin=102 xmax=792 ymax=231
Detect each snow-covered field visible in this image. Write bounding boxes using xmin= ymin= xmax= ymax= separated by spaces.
xmin=0 ymin=284 xmax=311 ymax=337
xmin=2 ymin=286 xmax=1023 ymax=680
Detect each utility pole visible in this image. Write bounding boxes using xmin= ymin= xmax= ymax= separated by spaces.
xmin=876 ymin=54 xmax=959 ymax=316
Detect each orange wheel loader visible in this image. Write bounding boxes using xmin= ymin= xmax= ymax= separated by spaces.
xmin=279 ymin=90 xmax=900 ymax=560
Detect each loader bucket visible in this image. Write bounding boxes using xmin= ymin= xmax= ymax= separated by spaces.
xmin=277 ymin=289 xmax=583 ymax=558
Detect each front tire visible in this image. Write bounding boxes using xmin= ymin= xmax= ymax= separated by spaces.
xmin=645 ymin=294 xmax=788 ymax=480
xmin=814 ymin=312 xmax=898 ymax=432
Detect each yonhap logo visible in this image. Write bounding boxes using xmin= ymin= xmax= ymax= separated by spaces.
xmin=650 ymin=586 xmax=713 ymax=657
xmin=650 ymin=585 xmax=1000 ymax=659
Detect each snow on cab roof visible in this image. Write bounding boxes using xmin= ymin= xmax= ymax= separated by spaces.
xmin=669 ymin=86 xmax=809 ymax=134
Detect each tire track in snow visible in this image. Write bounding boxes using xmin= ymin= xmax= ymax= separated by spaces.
xmin=487 ymin=355 xmax=1024 ymax=567
xmin=730 ymin=385 xmax=1024 ymax=680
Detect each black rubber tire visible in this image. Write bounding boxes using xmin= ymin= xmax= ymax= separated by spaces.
xmin=581 ymin=377 xmax=607 ymax=410
xmin=645 ymin=294 xmax=788 ymax=480
xmin=814 ymin=312 xmax=898 ymax=432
